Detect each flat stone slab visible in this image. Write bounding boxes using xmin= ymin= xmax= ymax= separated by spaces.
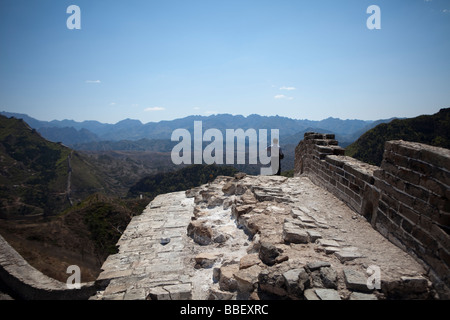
xmin=283 ymin=225 xmax=310 ymax=244
xmin=94 ymin=192 xmax=195 ymax=300
xmin=306 ymin=261 xmax=331 ymax=272
xmin=343 ymin=269 xmax=372 ymax=293
xmin=306 ymin=230 xmax=322 ymax=242
xmin=317 ymin=239 xmax=341 ymax=247
xmin=304 ymin=289 xmax=320 ymax=300
xmin=315 ymin=288 xmax=341 ymax=300
xmin=163 ymin=283 xmax=192 ymax=300
xmin=350 ymin=292 xmax=378 ymax=300
xmin=335 ymin=250 xmax=364 ymax=262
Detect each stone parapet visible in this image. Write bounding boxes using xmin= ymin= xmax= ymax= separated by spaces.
xmin=294 ymin=133 xmax=450 ymax=298
xmin=0 ymin=234 xmax=96 ymax=300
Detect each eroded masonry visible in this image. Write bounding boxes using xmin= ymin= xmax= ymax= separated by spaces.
xmin=91 ymin=133 xmax=449 ymax=300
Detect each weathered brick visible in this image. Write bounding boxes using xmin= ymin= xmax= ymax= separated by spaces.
xmin=400 ymin=228 xmax=423 ymax=254
xmin=315 ymin=139 xmax=328 ymax=146
xmin=430 ymin=224 xmax=450 ymax=249
xmin=381 ymin=193 xmax=398 ymax=211
xmin=328 ymin=140 xmax=339 ymax=146
xmin=409 ymin=158 xmax=433 ymax=176
xmin=335 ymin=167 xmax=345 ymax=177
xmin=387 ymin=208 xmax=402 ymax=227
xmin=349 ymin=182 xmax=361 ymax=194
xmin=415 ymin=197 xmax=438 ymax=220
xmin=424 ymin=254 xmax=450 ymax=282
xmin=374 ymin=210 xmax=395 ymax=237
xmin=438 ymin=247 xmax=450 ymax=268
xmin=393 ymin=188 xmax=416 ymax=209
xmin=373 ymin=169 xmax=383 ymax=180
xmin=332 ymin=147 xmax=345 ymax=156
xmin=384 ymin=171 xmax=406 ymax=191
xmin=375 ymin=178 xmax=394 ymax=197
xmin=381 ymin=161 xmax=400 ymax=175
xmin=335 ymin=180 xmax=345 ymax=192
xmin=344 ymin=171 xmax=356 ymax=184
xmin=397 ymin=168 xmax=421 ymax=185
xmin=344 ymin=162 xmax=376 ymax=184
xmin=349 ymin=197 xmax=362 ymax=213
xmin=412 ymin=227 xmax=437 ymax=250
xmin=329 ymin=178 xmax=337 ymax=186
xmin=317 ymin=146 xmax=333 ymax=154
xmin=404 ymin=182 xmax=430 ymax=200
xmin=401 ymin=218 xmax=414 ymax=234
xmin=344 ymin=185 xmax=357 ymax=199
xmin=338 ymin=176 xmax=349 ymax=187
xmin=394 ymin=142 xmax=422 ymax=159
xmin=419 ymin=215 xmax=433 ymax=233
xmin=325 ymin=155 xmax=345 ymax=168
xmin=378 ymin=199 xmax=389 ymax=215
xmin=420 ymin=148 xmax=450 ymax=172
xmin=432 ymin=167 xmax=450 ymax=187
xmin=390 ymin=151 xmax=410 ymax=168
xmin=435 ymin=212 xmax=450 ymax=229
xmin=420 ymin=177 xmax=446 ymax=197
xmin=398 ymin=204 xmax=420 ymax=224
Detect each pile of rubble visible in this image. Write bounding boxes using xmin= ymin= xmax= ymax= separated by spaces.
xmin=186 ymin=173 xmax=435 ymax=300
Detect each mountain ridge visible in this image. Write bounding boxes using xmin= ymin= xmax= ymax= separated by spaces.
xmin=1 ymin=111 xmax=395 ymax=150
xmin=346 ymin=108 xmax=450 ymax=166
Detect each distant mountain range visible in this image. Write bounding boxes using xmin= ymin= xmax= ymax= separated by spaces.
xmin=0 ymin=112 xmax=396 ymax=149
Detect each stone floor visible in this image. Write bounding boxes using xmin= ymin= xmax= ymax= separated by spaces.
xmin=92 ymin=174 xmax=436 ymax=300
xmin=91 ymin=192 xmax=196 ymax=300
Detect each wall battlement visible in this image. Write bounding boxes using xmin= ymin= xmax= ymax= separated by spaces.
xmin=294 ymin=132 xmax=450 ymax=298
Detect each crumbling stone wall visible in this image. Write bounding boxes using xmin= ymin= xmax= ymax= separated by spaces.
xmin=0 ymin=234 xmax=96 ymax=300
xmin=294 ymin=133 xmax=450 ymax=298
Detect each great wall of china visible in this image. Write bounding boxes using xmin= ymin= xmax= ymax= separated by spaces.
xmin=0 ymin=133 xmax=449 ymax=300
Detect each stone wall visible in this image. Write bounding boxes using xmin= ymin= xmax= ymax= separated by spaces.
xmin=294 ymin=132 xmax=450 ymax=298
xmin=0 ymin=234 xmax=96 ymax=300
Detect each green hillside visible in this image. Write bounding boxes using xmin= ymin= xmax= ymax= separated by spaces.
xmin=0 ymin=115 xmax=146 ymax=281
xmin=346 ymin=108 xmax=450 ymax=166
xmin=0 ymin=115 xmax=113 ymax=219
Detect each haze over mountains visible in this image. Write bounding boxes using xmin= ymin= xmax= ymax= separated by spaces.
xmin=0 ymin=112 xmax=395 ymax=149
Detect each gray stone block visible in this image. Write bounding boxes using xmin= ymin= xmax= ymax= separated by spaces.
xmin=306 ymin=261 xmax=331 ymax=272
xmin=335 ymin=250 xmax=364 ymax=262
xmin=283 ymin=224 xmax=310 ymax=244
xmin=349 ymin=292 xmax=378 ymax=300
xmin=314 ymin=288 xmax=341 ymax=300
xmin=304 ymin=289 xmax=320 ymax=300
xmin=343 ymin=269 xmax=372 ymax=293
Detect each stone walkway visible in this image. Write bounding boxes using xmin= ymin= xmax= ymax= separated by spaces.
xmin=92 ymin=174 xmax=435 ymax=300
xmin=92 ymin=192 xmax=196 ymax=300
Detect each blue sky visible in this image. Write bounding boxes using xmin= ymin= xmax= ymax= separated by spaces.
xmin=0 ymin=0 xmax=449 ymax=124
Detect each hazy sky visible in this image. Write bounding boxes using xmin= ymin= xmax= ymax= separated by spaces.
xmin=1 ymin=0 xmax=449 ymax=124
